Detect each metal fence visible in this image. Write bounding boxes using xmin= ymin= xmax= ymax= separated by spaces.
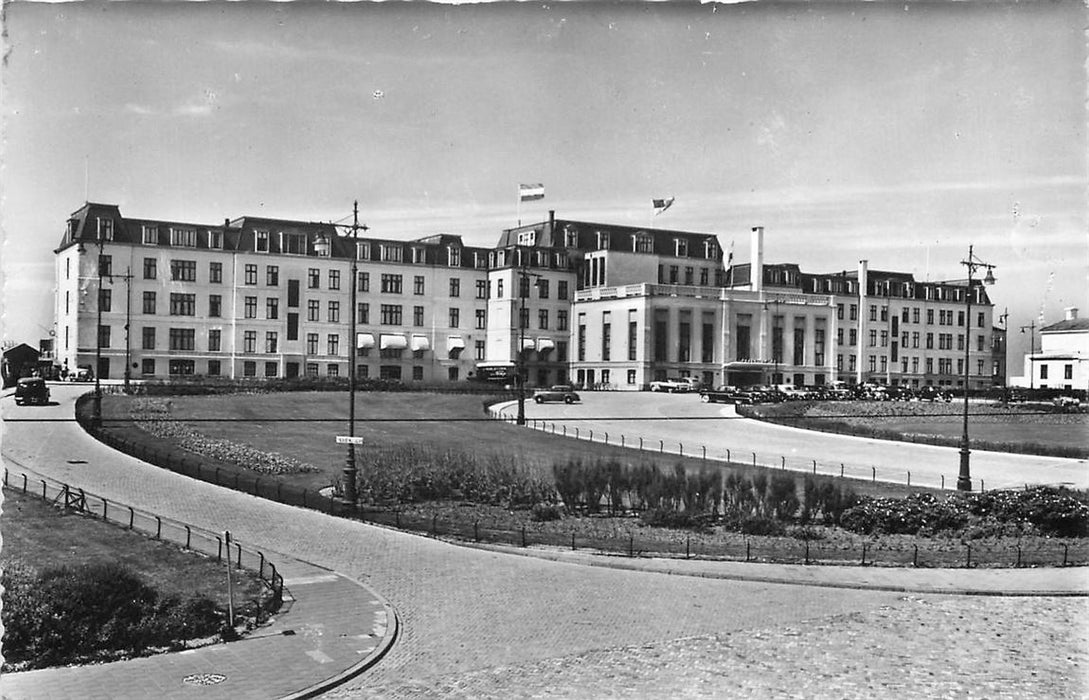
xmin=2 ymin=466 xmax=284 ymax=608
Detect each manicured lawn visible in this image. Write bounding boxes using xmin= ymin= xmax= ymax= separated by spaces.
xmin=104 ymin=391 xmax=924 ymax=499
xmin=1 ymin=486 xmax=267 ymax=609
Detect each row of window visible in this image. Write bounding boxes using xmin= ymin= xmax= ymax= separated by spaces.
xmin=831 ymin=354 xmax=991 ymax=376
xmin=835 ymin=303 xmax=986 ymax=329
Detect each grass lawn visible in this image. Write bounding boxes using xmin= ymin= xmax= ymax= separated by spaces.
xmin=103 ymin=391 xmax=925 ymax=500
xmin=1 ymin=486 xmax=268 ymax=613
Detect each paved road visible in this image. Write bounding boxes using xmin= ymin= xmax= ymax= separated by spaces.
xmin=3 ymin=385 xmax=1087 ymax=699
xmin=499 ymin=393 xmax=1089 ymax=491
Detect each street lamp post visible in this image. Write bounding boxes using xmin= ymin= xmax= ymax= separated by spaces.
xmin=957 ymin=245 xmax=996 ymax=491
xmin=77 ymin=237 xmax=105 ymax=429
xmin=515 ymin=254 xmax=543 ymax=426
xmin=342 ymin=201 xmax=368 ymax=505
xmin=1019 ymin=321 xmax=1037 ymax=391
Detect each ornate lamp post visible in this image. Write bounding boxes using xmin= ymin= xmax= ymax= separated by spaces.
xmin=957 ymin=245 xmax=996 ymax=491
xmin=77 ymin=237 xmax=105 ymax=429
xmin=336 ymin=201 xmax=367 ymax=504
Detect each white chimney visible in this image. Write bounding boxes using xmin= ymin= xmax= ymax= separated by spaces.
xmin=751 ymin=226 xmax=764 ymax=292
xmin=1065 ymin=307 xmax=1078 ymax=321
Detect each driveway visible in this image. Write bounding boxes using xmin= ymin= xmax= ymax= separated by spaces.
xmin=500 ymin=393 xmax=1089 ymax=491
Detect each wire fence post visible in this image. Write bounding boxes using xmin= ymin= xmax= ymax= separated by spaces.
xmin=155 ymin=516 xmax=162 ymax=539
xmin=185 ymin=525 xmax=191 ymax=550
xmin=812 ymin=460 xmax=817 ymax=475
xmin=872 ymin=466 xmax=876 ymax=482
xmin=840 ymin=463 xmax=844 ymax=478
xmin=128 ymin=506 xmax=135 ymax=530
xmin=102 ymin=497 xmax=109 ymax=522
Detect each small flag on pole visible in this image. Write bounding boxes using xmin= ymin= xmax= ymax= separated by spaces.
xmin=652 ymin=196 xmax=675 ymax=215
xmin=519 ymin=183 xmax=545 ymax=202
xmin=728 ymin=239 xmax=735 ymax=266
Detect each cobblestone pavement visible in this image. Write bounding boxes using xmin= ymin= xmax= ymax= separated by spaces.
xmin=4 ymin=385 xmax=1087 ymax=699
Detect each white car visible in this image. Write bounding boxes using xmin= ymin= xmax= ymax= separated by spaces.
xmin=649 ymin=379 xmax=691 ymax=393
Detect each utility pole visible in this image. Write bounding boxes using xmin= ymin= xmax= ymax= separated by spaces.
xmin=343 ymin=201 xmax=368 ymax=505
xmin=957 ymin=245 xmax=996 ymax=492
xmin=1019 ymin=320 xmax=1037 ymax=391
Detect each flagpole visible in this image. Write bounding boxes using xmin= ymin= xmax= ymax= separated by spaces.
xmin=517 ymin=186 xmax=522 ymax=227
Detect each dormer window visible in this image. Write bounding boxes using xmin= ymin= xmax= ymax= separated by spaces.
xmin=313 ymin=234 xmax=331 ymax=257
xmin=255 ymin=230 xmax=270 ymax=253
xmin=632 ymin=232 xmax=653 ymax=253
xmin=674 ymin=238 xmax=688 ymax=257
xmin=97 ymin=217 xmax=114 ymax=241
xmin=596 ymin=231 xmax=610 ymax=250
xmin=412 ymin=247 xmax=426 ymax=264
xmin=380 ymin=244 xmax=403 ymax=262
xmin=142 ymin=225 xmax=158 ymax=245
xmin=517 ymin=230 xmax=537 ymax=246
xmin=564 ymin=225 xmax=579 ymax=248
xmin=703 ymin=238 xmax=718 ymax=259
xmin=208 ymin=230 xmax=223 ymax=249
xmin=473 ymin=251 xmax=486 ymax=269
xmin=281 ymin=232 xmax=306 ymax=255
xmin=448 ymin=246 xmax=462 ymax=267
xmin=169 ymin=227 xmax=197 ymax=247
xmin=356 ymin=241 xmax=369 ymax=260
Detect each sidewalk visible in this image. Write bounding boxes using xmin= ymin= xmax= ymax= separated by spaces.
xmin=0 ymin=545 xmax=397 ymax=700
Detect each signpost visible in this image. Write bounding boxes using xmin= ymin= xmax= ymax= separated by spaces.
xmin=336 ymin=436 xmax=365 ymax=445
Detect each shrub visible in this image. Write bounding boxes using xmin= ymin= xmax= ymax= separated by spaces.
xmin=738 ymin=515 xmax=786 ymax=536
xmin=789 ymin=525 xmax=826 ymax=541
xmin=1 ymin=562 xmax=223 ymax=672
xmin=531 ymin=502 xmax=564 ymax=522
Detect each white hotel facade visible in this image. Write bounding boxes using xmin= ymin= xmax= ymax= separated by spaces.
xmin=54 ymin=202 xmax=1000 ymax=391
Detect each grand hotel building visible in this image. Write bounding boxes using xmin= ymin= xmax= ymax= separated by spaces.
xmin=54 ymin=202 xmax=1001 ymax=391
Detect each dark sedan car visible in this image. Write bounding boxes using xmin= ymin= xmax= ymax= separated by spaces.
xmin=14 ymin=377 xmax=50 ymax=406
xmin=533 ymin=385 xmax=580 ymax=404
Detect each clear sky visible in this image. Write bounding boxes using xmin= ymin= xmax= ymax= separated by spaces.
xmin=2 ymin=2 xmax=1085 ymax=373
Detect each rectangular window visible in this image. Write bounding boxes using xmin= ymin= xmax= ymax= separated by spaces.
xmin=209 ymin=262 xmax=222 ymax=284
xmin=208 ymin=230 xmax=223 ymax=249
xmin=537 ymin=279 xmax=549 ymax=299
xmin=1040 ymin=365 xmax=1049 ymax=380
xmin=381 ymin=244 xmax=403 ymax=262
xmin=538 ymin=309 xmax=549 ymax=330
xmin=329 ymin=269 xmax=340 ymax=290
xmin=927 ymin=309 xmax=934 ymax=325
xmin=267 ymin=266 xmax=280 ymax=286
xmin=449 ymin=278 xmax=460 ymax=297
xmin=208 ymin=329 xmax=221 ymax=352
xmin=814 ymin=328 xmax=826 ymax=366
xmin=142 ymin=225 xmax=157 ymax=245
xmin=287 ymin=313 xmax=299 ymax=341
xmin=209 ymin=294 xmax=221 ymax=318
xmin=414 ymin=306 xmax=425 ymax=326
xmin=836 ymin=304 xmax=844 ymax=320
xmin=169 ymin=328 xmax=195 ymax=351
xmin=170 ymin=260 xmax=197 ymax=282
xmin=265 ymin=331 xmax=278 ymax=354
xmin=358 ymin=271 xmax=370 ymax=292
xmin=602 ymin=322 xmax=611 ymax=361
xmin=143 ymin=291 xmax=156 ymax=315
xmin=308 ymin=268 xmax=320 ymax=289
xmin=880 ymin=306 xmax=888 ymax=322
xmin=869 ymin=329 xmax=877 ymax=347
xmin=849 ymin=328 xmax=857 ymax=346
xmin=266 ymin=297 xmax=279 ymax=320
xmin=287 ymin=279 xmax=300 ymax=307
xmin=208 ymin=359 xmax=221 ymax=376
xmin=170 ymin=293 xmax=196 ymax=316
xmin=264 ymin=361 xmax=277 ymax=377
xmin=913 ymin=308 xmax=920 ymax=324
xmin=475 ymin=279 xmax=488 ymax=299
xmin=143 ymin=258 xmax=157 ymax=280
xmin=558 ymin=281 xmax=568 ymax=300
xmin=141 ymin=327 xmax=155 ymax=350
xmin=170 ymin=359 xmax=196 ymax=376
xmin=327 ymin=334 xmax=340 ymax=356
xmin=519 ymin=307 xmax=530 ymax=330
xmin=629 ymin=321 xmax=638 ymax=361
xmin=413 ymin=275 xmax=425 ymax=295
xmin=449 ymin=308 xmax=460 ymax=328
xmin=958 ymin=311 xmax=965 ymax=327
xmin=169 ymin=227 xmax=196 ymax=247
xmin=902 ymin=308 xmax=910 ymax=322
xmin=557 ymin=310 xmax=569 ymax=331
xmin=307 ymin=299 xmax=320 ymax=322
xmin=849 ymin=304 xmax=857 ymax=321
xmin=836 ymin=328 xmax=844 ymax=346
xmin=496 ymin=279 xmax=504 ymax=298
xmin=328 ymin=301 xmax=340 ymax=323
xmin=243 ymin=361 xmax=257 ymax=377
xmin=926 ymin=333 xmax=934 ymax=349
xmin=381 ymin=274 xmax=404 ymax=294
xmin=475 ymin=309 xmax=487 ymax=329
xmin=243 ymin=330 xmax=257 ymax=353
xmin=475 ymin=340 xmax=486 ymax=361
xmin=577 ymin=323 xmax=587 ymax=361
xmin=837 ymin=354 xmax=843 ymax=371
xmin=381 ymin=304 xmax=403 ymax=325
xmin=255 ymin=230 xmax=269 ymax=252
xmin=977 ymin=312 xmax=985 ymax=329
xmin=244 ymin=296 xmax=258 ymax=319
xmin=142 ymin=359 xmax=156 ymax=375
xmin=735 ymin=323 xmax=750 ymax=361
xmin=306 ymin=333 xmax=319 ymax=355
xmin=244 ymin=264 xmax=258 ymax=285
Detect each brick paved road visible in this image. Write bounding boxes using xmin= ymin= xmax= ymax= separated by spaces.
xmin=3 ymin=385 xmax=1086 ymax=698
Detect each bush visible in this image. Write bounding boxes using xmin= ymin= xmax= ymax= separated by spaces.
xmin=1 ymin=561 xmax=223 ymax=672
xmin=738 ymin=515 xmax=786 ymax=536
xmin=531 ymin=502 xmax=564 ymax=522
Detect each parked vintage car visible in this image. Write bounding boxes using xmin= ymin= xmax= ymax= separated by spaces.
xmin=14 ymin=376 xmax=50 ymax=406
xmin=916 ymin=386 xmax=952 ymax=402
xmin=699 ymin=385 xmax=753 ymax=405
xmin=67 ymin=366 xmax=94 ymax=382
xmin=649 ymin=378 xmax=693 ymax=393
xmin=533 ymin=385 xmax=580 ymax=404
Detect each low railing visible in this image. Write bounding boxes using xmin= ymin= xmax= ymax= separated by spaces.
xmin=2 ymin=466 xmax=284 ymax=608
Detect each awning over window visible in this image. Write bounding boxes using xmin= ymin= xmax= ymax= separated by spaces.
xmin=521 ymin=338 xmax=537 ymax=351
xmin=357 ymin=333 xmax=376 ymax=349
xmin=447 ymin=336 xmax=466 ymax=358
xmin=536 ymin=338 xmax=555 ymax=353
xmin=411 ymin=335 xmax=430 ymax=352
xmin=380 ymin=334 xmax=407 ymax=350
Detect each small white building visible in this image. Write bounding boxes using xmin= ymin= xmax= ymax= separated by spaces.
xmin=1009 ymin=308 xmax=1088 ymax=392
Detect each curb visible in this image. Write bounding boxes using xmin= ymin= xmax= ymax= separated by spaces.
xmin=281 ymin=570 xmax=400 ymax=700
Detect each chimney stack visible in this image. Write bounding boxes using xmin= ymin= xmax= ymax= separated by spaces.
xmin=1065 ymin=307 xmax=1079 ymax=321
xmin=751 ymin=226 xmax=764 ymax=292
